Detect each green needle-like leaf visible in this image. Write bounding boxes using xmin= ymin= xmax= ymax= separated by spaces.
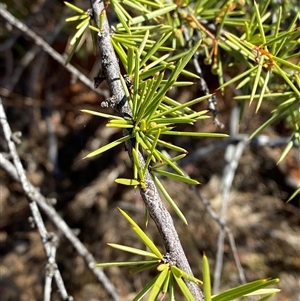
xmin=132 ymin=226 xmax=163 ymax=259
xmin=145 ymin=38 xmax=202 ymax=122
xmin=138 ymin=30 xmax=150 ymax=58
xmin=153 ymin=154 xmax=186 ymax=169
xmin=234 ymin=92 xmax=294 ymax=100
xmin=83 ymin=134 xmax=131 ymax=159
xmin=135 ymin=72 xmax=164 ymax=123
xmin=162 ymin=269 xmax=171 ymax=294
xmin=139 ymin=64 xmax=169 ymax=81
xmin=132 ymin=147 xmax=145 ymax=182
xmin=277 ymin=140 xmax=293 ymax=164
xmin=119 ymin=209 xmax=162 ymax=259
xmin=75 ymin=18 xmax=89 ymax=30
xmin=111 ymin=39 xmax=127 ymax=68
xmin=64 ymin=1 xmax=85 ymax=13
xmin=244 ymin=288 xmax=281 ymax=296
xmin=132 ymin=49 xmax=140 ymax=117
xmin=275 ymin=57 xmax=300 ymax=72
xmin=106 ymin=123 xmax=133 ymax=129
xmin=148 ymin=267 xmax=169 ymax=301
xmin=157 ymin=152 xmax=185 ymax=176
xmin=65 ymin=33 xmax=82 ymax=65
xmin=256 ymin=70 xmax=270 ymax=112
xmin=155 ymin=138 xmax=188 ymax=153
xmin=143 ymin=128 xmax=161 ymax=175
xmin=107 ymin=243 xmax=159 ymax=258
xmin=117 ymin=5 xmax=177 ymax=27
xmin=140 ymin=32 xmax=173 ymax=66
xmin=287 ymin=186 xmax=300 ymax=202
xmin=132 ymin=275 xmax=159 ymax=301
xmin=95 ymin=260 xmax=157 ymax=267
xmin=122 ymin=1 xmax=148 ymax=13
xmin=153 ymin=175 xmax=188 ymax=224
xmin=115 ymin=178 xmax=141 ymax=186
xmin=133 ymin=138 xmax=139 ymax=181
xmin=202 ymin=253 xmax=212 ymax=301
xmin=162 ymin=131 xmax=228 ymax=138
xmin=249 ymin=55 xmax=264 ymax=105
xmin=168 ymin=275 xmax=175 ymax=301
xmin=142 ymin=53 xmax=170 ymax=72
xmin=135 ymin=131 xmax=156 ymax=164
xmin=111 ymin=0 xmax=131 ymax=33
xmin=70 ymin=20 xmax=89 ymax=45
xmin=81 ymin=109 xmax=124 ymax=120
xmin=212 ymin=279 xmax=279 ymax=301
xmin=127 ymin=47 xmax=135 ymax=75
xmin=134 ymin=83 xmax=148 ymax=119
xmin=274 ymin=64 xmax=300 ymax=97
xmin=171 ymin=266 xmax=202 ymax=285
xmin=119 ymin=72 xmax=131 ymax=100
xmin=153 ymin=169 xmax=199 ymax=185
xmin=249 ymin=110 xmax=288 ymax=139
xmin=172 ymin=272 xmax=196 ymax=301
xmin=253 ymin=1 xmax=266 ymax=44
xmin=65 ymin=14 xmax=88 ymax=22
xmin=219 ymin=66 xmax=258 ymax=90
xmin=139 ymin=131 xmax=163 ymax=162
xmin=89 ymin=25 xmax=100 ymax=32
xmin=155 ymin=94 xmax=211 ymax=119
xmin=161 ymin=80 xmax=194 ymax=87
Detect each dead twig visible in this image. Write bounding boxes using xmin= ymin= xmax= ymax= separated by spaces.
xmin=0 ymin=4 xmax=109 ymax=98
xmin=0 ymin=97 xmax=73 ymax=300
xmin=0 ymin=96 xmax=121 ymax=301
xmin=213 ymin=104 xmax=246 ymax=293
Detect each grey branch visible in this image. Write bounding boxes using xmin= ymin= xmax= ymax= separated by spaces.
xmin=214 ymin=104 xmax=246 ymax=293
xmin=90 ymin=1 xmax=204 ymax=299
xmin=0 ymin=150 xmax=121 ymax=301
xmin=0 ymin=4 xmax=109 ymax=98
xmin=192 ymin=187 xmax=247 ymax=285
xmin=0 ymin=97 xmax=72 ymax=300
xmin=0 ymin=97 xmax=121 ymax=301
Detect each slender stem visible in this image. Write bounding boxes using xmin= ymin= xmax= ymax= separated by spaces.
xmin=213 ymin=104 xmax=246 ymax=293
xmin=0 ymin=152 xmax=121 ymax=301
xmin=0 ymin=3 xmax=108 ymax=98
xmin=0 ymin=97 xmax=72 ymax=301
xmin=90 ymin=0 xmax=204 ymax=299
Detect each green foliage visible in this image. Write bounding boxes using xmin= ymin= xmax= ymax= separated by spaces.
xmin=95 ymin=209 xmax=203 ymax=301
xmin=64 ymin=1 xmax=96 ymax=64
xmin=71 ymin=0 xmax=228 ymax=221
xmin=96 ymin=209 xmax=279 ymax=301
xmin=64 ymin=0 xmax=299 ymax=298
xmin=65 ymin=0 xmax=299 ymax=164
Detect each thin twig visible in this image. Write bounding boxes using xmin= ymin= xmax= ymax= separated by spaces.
xmin=0 ymin=97 xmax=120 ymax=301
xmin=3 ymin=11 xmax=67 ymax=93
xmin=89 ymin=1 xmax=204 ymax=299
xmin=213 ymin=104 xmax=246 ymax=293
xmin=44 ymin=73 xmax=59 ymax=174
xmin=182 ymin=26 xmax=224 ymax=128
xmin=0 ymin=97 xmax=73 ymax=300
xmin=0 ymin=4 xmax=109 ymax=98
xmin=193 ymin=187 xmax=247 ymax=284
xmin=0 ymin=151 xmax=121 ymax=301
xmin=180 ymin=134 xmax=297 ymax=166
xmin=44 ymin=233 xmax=60 ymax=301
